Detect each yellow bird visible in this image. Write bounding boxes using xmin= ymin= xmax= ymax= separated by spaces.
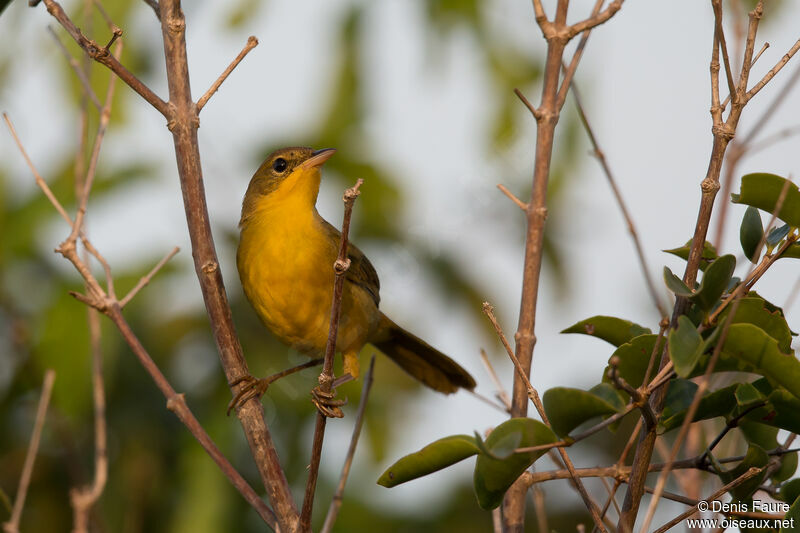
xmin=235 ymin=147 xmax=476 ymax=414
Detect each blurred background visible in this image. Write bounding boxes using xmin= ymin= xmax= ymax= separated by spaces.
xmin=1 ymin=0 xmax=799 ymax=531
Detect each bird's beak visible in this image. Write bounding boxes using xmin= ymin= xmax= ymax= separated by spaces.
xmin=300 ymin=148 xmax=336 ymax=170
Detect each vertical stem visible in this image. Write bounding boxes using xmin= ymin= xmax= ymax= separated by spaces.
xmin=503 ymin=35 xmax=566 ymax=532
xmin=156 ymin=1 xmax=297 ymax=530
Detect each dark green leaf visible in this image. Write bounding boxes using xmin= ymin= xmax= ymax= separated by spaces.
xmin=779 ymin=479 xmax=800 ymax=504
xmin=473 ymin=419 xmax=556 ymax=509
xmin=663 ymin=266 xmax=693 ymax=297
xmin=668 ymin=316 xmax=704 ymax=377
xmin=378 ymin=435 xmax=480 ymax=488
xmin=561 ymin=316 xmax=651 ymax=347
xmin=664 ymin=240 xmax=718 ymax=271
xmin=732 ymin=173 xmax=800 ymax=227
xmin=660 ymin=384 xmax=737 ymax=432
xmin=740 ymin=206 xmax=764 ymax=262
xmin=691 ymin=255 xmax=736 ymax=311
xmin=781 ymin=489 xmax=800 ymax=532
xmin=660 ymin=379 xmax=699 ymax=423
xmin=543 ymin=386 xmax=623 ymax=437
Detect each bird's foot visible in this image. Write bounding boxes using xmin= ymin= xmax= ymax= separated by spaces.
xmin=311 ymin=385 xmax=347 ymax=418
xmin=226 ymin=358 xmax=324 ymax=416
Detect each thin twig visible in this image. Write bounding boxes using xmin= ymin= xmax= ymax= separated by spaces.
xmin=320 ymin=355 xmax=376 ymax=533
xmin=70 ymin=305 xmax=107 ymax=533
xmin=301 ymin=179 xmax=364 ymax=532
xmin=47 ymin=26 xmax=102 ymax=110
xmin=2 ymin=370 xmax=56 ymax=533
xmin=196 ymin=36 xmax=259 ymax=112
xmin=7 ymin=110 xmax=278 ymax=530
xmin=40 ymin=0 xmax=170 ymax=117
xmin=513 ymin=87 xmax=541 ymax=120
xmin=651 ymin=467 xmax=764 ymax=533
xmin=119 ymin=246 xmax=180 ymax=307
xmin=479 ymin=348 xmax=512 ymax=411
xmin=568 ymin=78 xmax=667 ymax=318
xmin=482 ymin=303 xmax=609 ymax=533
xmin=496 ymin=184 xmax=528 ymax=211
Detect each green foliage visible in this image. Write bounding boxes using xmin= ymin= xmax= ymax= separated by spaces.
xmin=664 ymin=239 xmax=718 ymax=272
xmin=542 ymin=385 xmax=623 ymax=437
xmin=377 ymin=435 xmax=480 ymax=488
xmin=561 ymin=316 xmax=651 ymax=347
xmin=472 ymin=419 xmax=555 ymax=509
xmin=668 ymin=315 xmax=704 ymax=377
xmin=740 ymin=206 xmax=764 ymax=262
xmin=733 ymin=173 xmax=800 ymax=227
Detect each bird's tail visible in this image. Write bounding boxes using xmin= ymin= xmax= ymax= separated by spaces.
xmin=370 ymin=314 xmax=476 ymax=394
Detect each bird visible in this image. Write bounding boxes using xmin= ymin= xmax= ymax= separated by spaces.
xmin=233 ymin=146 xmax=476 ymax=416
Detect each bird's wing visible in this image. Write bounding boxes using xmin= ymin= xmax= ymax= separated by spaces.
xmin=320 ymin=219 xmax=380 ymax=307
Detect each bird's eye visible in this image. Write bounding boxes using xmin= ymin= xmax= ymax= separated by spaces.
xmin=272 ymin=158 xmax=288 ymax=173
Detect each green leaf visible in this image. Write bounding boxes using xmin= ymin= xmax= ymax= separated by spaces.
xmin=735 ymin=383 xmax=766 ymax=409
xmin=561 ymin=316 xmax=651 ymax=347
xmin=660 ymin=384 xmax=737 ymax=432
xmin=543 ymin=386 xmax=623 ymax=437
xmin=663 ymin=266 xmax=693 ymax=297
xmin=721 ymin=323 xmax=800 ymax=401
xmin=472 ymin=429 xmax=521 ymax=461
xmin=691 ymin=255 xmax=736 ymax=311
xmin=660 ymin=379 xmax=699 ymax=423
xmin=781 ymin=490 xmax=800 ymax=532
xmin=664 ymin=240 xmax=718 ymax=271
xmin=473 ymin=419 xmax=556 ymax=509
xmin=740 ymin=206 xmax=764 ymax=262
xmin=668 ymin=316 xmax=704 ymax=377
xmin=715 ymin=444 xmax=769 ymax=502
xmin=378 ymin=435 xmax=480 ymax=487
xmin=779 ymin=479 xmax=800 ymax=504
xmin=719 ymin=296 xmax=793 ymax=353
xmin=732 ymin=173 xmax=800 ymax=227
xmin=602 ymin=334 xmax=658 ymax=392
xmin=781 ymin=242 xmax=800 ymax=259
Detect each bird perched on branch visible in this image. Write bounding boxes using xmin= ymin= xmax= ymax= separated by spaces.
xmin=233 ymin=147 xmax=476 ymax=416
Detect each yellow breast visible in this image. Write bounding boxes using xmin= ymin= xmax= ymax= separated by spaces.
xmin=237 ymin=193 xmax=377 ymax=357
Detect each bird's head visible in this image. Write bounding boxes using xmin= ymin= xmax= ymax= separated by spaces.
xmin=240 ymin=146 xmax=336 ymax=225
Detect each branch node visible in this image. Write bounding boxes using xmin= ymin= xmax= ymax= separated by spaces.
xmin=711 ymin=123 xmax=736 ymax=141
xmin=201 ymin=261 xmax=218 ymax=274
xmin=166 ymin=392 xmax=186 ymax=413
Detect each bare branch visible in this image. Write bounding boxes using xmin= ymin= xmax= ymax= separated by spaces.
xmin=301 ymin=179 xmax=364 ymax=532
xmin=557 ymin=0 xmax=604 ymax=109
xmin=47 ymin=26 xmax=102 ymax=110
xmin=746 ymin=36 xmax=800 ymax=102
xmin=320 ymin=355 xmax=376 ymax=533
xmin=651 ymin=467 xmax=765 ymax=533
xmin=496 ymin=184 xmax=528 ymax=211
xmin=40 ymin=0 xmax=170 ymax=117
xmin=196 ymin=36 xmax=259 ymax=112
xmin=479 ymin=348 xmax=512 ymax=411
xmin=513 ymin=87 xmax=542 ymax=120
xmin=482 ymin=303 xmax=609 ymax=533
xmin=119 ymin=246 xmax=180 ymax=307
xmin=2 ymin=370 xmax=56 ymax=533
xmin=712 ymin=0 xmax=738 ymax=105
xmin=142 ymin=0 xmax=160 ymax=20
xmin=568 ymin=79 xmax=667 ymax=317
xmin=567 ymin=0 xmax=624 ymax=38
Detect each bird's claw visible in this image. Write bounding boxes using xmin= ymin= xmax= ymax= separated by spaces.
xmin=311 ymin=386 xmax=346 ymax=418
xmin=227 ymin=375 xmax=270 ymax=416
